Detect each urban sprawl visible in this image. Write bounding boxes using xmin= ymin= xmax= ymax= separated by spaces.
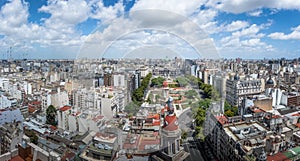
xmin=0 ymin=58 xmax=300 ymax=161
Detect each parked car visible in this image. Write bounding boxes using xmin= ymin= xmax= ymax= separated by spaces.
xmin=97 ymin=144 xmax=104 ymax=149
xmin=103 ymin=144 xmax=113 ymax=150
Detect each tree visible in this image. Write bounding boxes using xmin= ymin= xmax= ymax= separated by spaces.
xmin=133 ymin=88 xmax=144 ymax=102
xmin=181 ymin=130 xmax=188 ymax=140
xmin=198 ymin=99 xmax=211 ymax=109
xmin=232 ymin=106 xmax=238 ymax=116
xmin=224 ymin=101 xmax=232 ymax=111
xmin=194 ymin=107 xmax=206 ymax=127
xmin=132 ymin=73 xmax=152 ymax=103
xmin=25 ymin=129 xmax=39 ymax=145
xmin=150 ymin=77 xmax=165 ymax=87
xmin=30 ymin=132 xmax=38 ymax=145
xmin=197 ymin=78 xmax=203 ymax=88
xmin=225 ymin=110 xmax=234 ymax=117
xmin=194 ymin=107 xmax=206 ymax=137
xmin=125 ymin=102 xmax=140 ymax=115
xmin=224 ymin=101 xmax=239 ymax=117
xmin=186 ymin=75 xmax=199 ymax=85
xmin=185 ymin=90 xmax=198 ymax=99
xmin=210 ymin=88 xmax=220 ymax=101
xmin=175 ymin=77 xmax=189 ymax=87
xmin=46 ymin=105 xmax=57 ymax=126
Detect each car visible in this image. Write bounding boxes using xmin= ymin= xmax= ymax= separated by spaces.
xmin=103 ymin=144 xmax=112 ymax=150
xmin=97 ymin=144 xmax=104 ymax=149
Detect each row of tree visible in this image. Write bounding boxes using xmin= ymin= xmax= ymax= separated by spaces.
xmin=193 ymin=98 xmax=211 ymax=136
xmin=132 ymin=73 xmax=152 ymax=103
xmin=198 ymin=79 xmax=219 ymax=100
xmin=192 ymin=76 xmax=217 ymax=137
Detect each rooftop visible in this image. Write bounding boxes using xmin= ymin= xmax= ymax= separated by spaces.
xmin=163 ymin=114 xmax=178 ymax=131
xmin=216 ymin=115 xmax=228 ymax=125
xmin=59 ymin=105 xmax=71 ymax=112
xmin=94 ymin=132 xmax=116 ymax=144
xmin=267 ymin=146 xmax=300 ymax=161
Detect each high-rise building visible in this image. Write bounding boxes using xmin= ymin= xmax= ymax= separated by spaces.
xmin=226 ymin=73 xmax=264 ymax=115
xmin=0 ymin=122 xmax=23 ymax=155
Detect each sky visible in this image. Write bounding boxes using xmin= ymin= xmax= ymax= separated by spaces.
xmin=0 ymin=0 xmax=300 ymax=59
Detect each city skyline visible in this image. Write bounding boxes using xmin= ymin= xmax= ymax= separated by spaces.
xmin=1 ymin=0 xmax=300 ymax=59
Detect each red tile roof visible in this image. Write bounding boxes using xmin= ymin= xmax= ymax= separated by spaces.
xmin=216 ymin=115 xmax=228 ymax=125
xmin=148 ymin=114 xmax=160 ymax=120
xmin=49 ymin=125 xmax=57 ymax=131
xmin=265 ymin=115 xmax=281 ymax=119
xmin=61 ymin=151 xmax=75 ymax=161
xmin=60 ymin=105 xmax=71 ymax=111
xmin=30 ymin=101 xmax=41 ymax=105
xmin=267 ymin=152 xmax=289 ymax=161
xmin=123 ymin=134 xmax=140 ymax=149
xmin=138 ymin=135 xmax=160 ymax=150
xmin=92 ymin=115 xmax=104 ymax=122
xmin=164 ymin=114 xmax=178 ymax=131
xmin=9 ymin=156 xmax=24 ymax=161
xmin=292 ymin=113 xmax=300 ymax=117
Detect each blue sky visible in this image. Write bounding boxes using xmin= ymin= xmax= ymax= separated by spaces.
xmin=0 ymin=0 xmax=300 ymax=59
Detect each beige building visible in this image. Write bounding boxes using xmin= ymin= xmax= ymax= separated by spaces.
xmin=226 ymin=74 xmax=265 ymax=115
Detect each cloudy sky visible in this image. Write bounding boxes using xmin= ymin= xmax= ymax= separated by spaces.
xmin=0 ymin=0 xmax=300 ymax=59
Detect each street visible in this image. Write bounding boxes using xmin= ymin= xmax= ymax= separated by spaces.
xmin=182 ymin=135 xmax=204 ymax=161
xmin=178 ymin=108 xmax=193 ymax=131
xmin=178 ymin=107 xmax=216 ymax=161
xmin=178 ymin=109 xmax=205 ymax=161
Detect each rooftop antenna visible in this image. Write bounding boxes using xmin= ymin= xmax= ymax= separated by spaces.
xmin=6 ymin=48 xmax=9 ymax=60
xmin=8 ymin=46 xmax=12 ymax=61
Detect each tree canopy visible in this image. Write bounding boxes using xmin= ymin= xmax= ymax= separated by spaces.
xmin=46 ymin=105 xmax=57 ymax=126
xmin=198 ymin=98 xmax=212 ymax=109
xmin=132 ymin=73 xmax=152 ymax=104
xmin=150 ymin=77 xmax=165 ymax=87
xmin=186 ymin=75 xmax=199 ymax=85
xmin=224 ymin=101 xmax=238 ymax=117
xmin=185 ymin=89 xmax=198 ymax=99
xmin=175 ymin=77 xmax=189 ymax=87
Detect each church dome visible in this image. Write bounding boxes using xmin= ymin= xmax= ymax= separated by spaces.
xmin=164 ymin=114 xmax=178 ymax=131
xmin=266 ymin=78 xmax=274 ymax=85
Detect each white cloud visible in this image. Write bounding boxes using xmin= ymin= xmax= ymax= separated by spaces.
xmin=89 ymin=0 xmax=124 ymax=24
xmin=269 ymin=25 xmax=300 ymax=40
xmin=225 ymin=20 xmax=249 ymax=32
xmin=207 ymin=0 xmax=300 ymax=14
xmin=217 ymin=21 xmax=274 ymax=57
xmin=130 ymin=0 xmax=217 ymax=34
xmin=241 ymin=38 xmax=264 ymax=47
xmin=0 ymin=0 xmax=90 ymax=48
xmin=0 ymin=0 xmax=29 ymax=35
xmin=0 ymin=0 xmax=289 ymax=59
xmin=79 ymin=8 xmax=220 ymax=59
xmin=232 ymin=24 xmax=265 ymax=38
xmin=191 ymin=9 xmax=219 ymax=34
xmin=131 ymin=0 xmax=206 ymax=17
xmin=39 ymin=0 xmax=89 ymax=29
xmin=248 ymin=10 xmax=263 ymax=17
